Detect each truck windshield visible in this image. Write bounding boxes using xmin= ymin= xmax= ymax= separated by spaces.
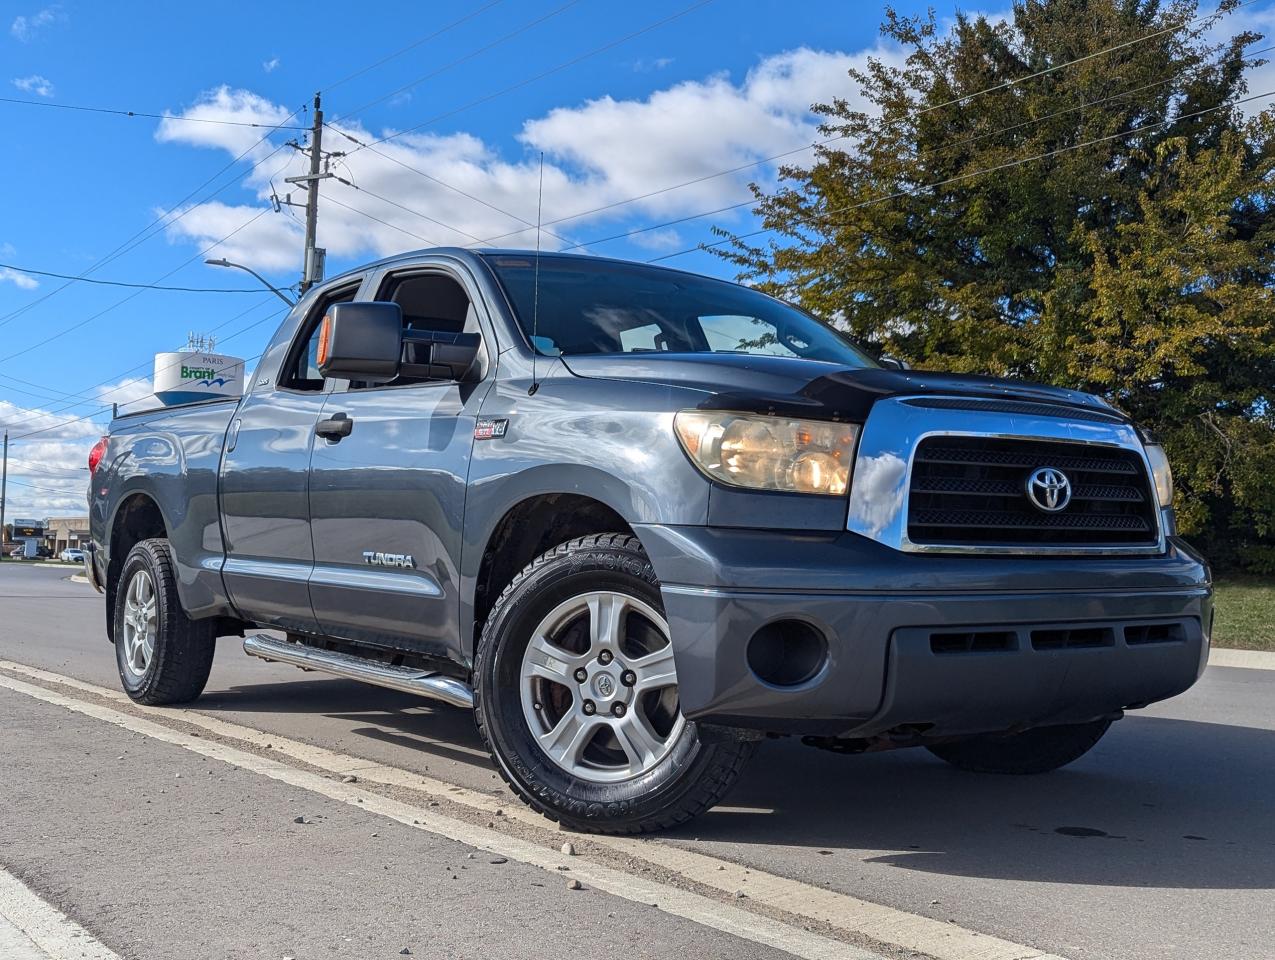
xmin=484 ymin=254 xmax=876 ymax=366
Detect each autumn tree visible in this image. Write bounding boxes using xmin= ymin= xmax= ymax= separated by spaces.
xmin=719 ymin=0 xmax=1275 ymax=571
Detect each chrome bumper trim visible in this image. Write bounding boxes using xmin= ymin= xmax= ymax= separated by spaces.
xmin=846 ymin=395 xmax=1165 ymax=556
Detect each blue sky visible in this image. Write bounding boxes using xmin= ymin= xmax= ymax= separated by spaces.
xmin=1 ymin=0 xmax=1273 ymax=517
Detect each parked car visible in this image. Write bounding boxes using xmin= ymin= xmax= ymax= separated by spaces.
xmin=60 ymin=548 xmax=85 ymax=563
xmin=84 ymin=249 xmax=1211 ymax=833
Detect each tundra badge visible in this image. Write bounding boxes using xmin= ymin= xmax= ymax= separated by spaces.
xmin=362 ymin=551 xmax=416 ymax=568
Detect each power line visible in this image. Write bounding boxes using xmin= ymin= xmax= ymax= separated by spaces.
xmin=332 ymin=177 xmax=486 ymax=244
xmin=324 ymin=194 xmax=440 ymax=246
xmin=901 ymin=0 xmax=1261 ymax=126
xmin=350 ymin=0 xmax=715 ymax=153
xmin=646 ymin=85 xmax=1275 ymax=264
xmin=332 ymin=0 xmax=586 ymax=121
xmin=0 ymin=95 xmax=308 ymax=129
xmin=0 ymin=107 xmax=304 ymax=331
xmin=5 ymin=298 xmax=282 ymax=422
xmin=324 ymin=128 xmax=574 ymax=248
xmin=8 ymin=341 xmax=276 ymax=444
xmin=0 ymin=262 xmax=286 ymax=294
xmin=322 ymin=0 xmax=508 ymax=93
xmin=543 ymin=39 xmax=1275 ymax=255
xmin=470 ymin=6 xmax=1271 ymax=251
xmin=0 ymin=208 xmax=272 ymax=366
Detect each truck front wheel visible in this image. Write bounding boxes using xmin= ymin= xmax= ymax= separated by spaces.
xmin=925 ymin=718 xmax=1113 ymax=775
xmin=113 ymin=538 xmax=215 ymax=705
xmin=474 ymin=533 xmax=754 ymax=834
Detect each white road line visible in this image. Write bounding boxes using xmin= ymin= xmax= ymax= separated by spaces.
xmin=0 ymin=670 xmax=879 ymax=960
xmin=1207 ymin=648 xmax=1275 ymax=671
xmin=0 ymin=867 xmax=124 ymax=960
xmin=0 ymin=659 xmax=1068 ymax=960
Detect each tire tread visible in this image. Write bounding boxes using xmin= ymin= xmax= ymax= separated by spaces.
xmin=116 ymin=538 xmax=215 ymax=705
xmin=473 ymin=532 xmax=753 ymax=834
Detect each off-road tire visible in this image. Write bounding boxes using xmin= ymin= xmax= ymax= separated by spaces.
xmin=474 ymin=533 xmax=755 ymax=834
xmin=926 ymin=718 xmax=1113 ymax=775
xmin=113 ymin=538 xmax=216 ymax=705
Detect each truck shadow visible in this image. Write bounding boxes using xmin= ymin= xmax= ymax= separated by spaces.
xmin=196 ymin=677 xmax=489 ymax=770
xmin=687 ymin=714 xmax=1275 ymax=891
xmin=198 ymin=677 xmax=1275 ymax=891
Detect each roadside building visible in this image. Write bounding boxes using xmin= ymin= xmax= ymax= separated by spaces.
xmin=43 ymin=516 xmax=90 ymax=556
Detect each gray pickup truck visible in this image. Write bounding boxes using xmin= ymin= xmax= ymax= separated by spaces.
xmin=85 ymin=248 xmax=1211 ymax=833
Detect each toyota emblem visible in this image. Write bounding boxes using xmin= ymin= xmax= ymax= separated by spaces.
xmin=1025 ymin=467 xmax=1072 ymax=512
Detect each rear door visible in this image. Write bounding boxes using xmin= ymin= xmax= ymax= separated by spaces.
xmin=219 ymin=278 xmax=363 ymax=632
xmin=307 ymin=261 xmax=494 ymax=662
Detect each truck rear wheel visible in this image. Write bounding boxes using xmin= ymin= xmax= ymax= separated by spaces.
xmin=925 ymin=718 xmax=1113 ymax=774
xmin=113 ymin=538 xmax=215 ymax=705
xmin=474 ymin=533 xmax=754 ymax=834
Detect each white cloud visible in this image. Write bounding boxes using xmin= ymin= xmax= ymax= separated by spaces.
xmin=156 ymin=48 xmax=880 ymax=270
xmin=96 ymin=376 xmax=154 ymax=414
xmin=150 ymin=21 xmax=1275 ymax=277
xmin=0 ymin=267 xmax=38 ymax=290
xmin=156 ymin=85 xmax=293 ymax=159
xmin=0 ymin=399 xmax=103 ymax=518
xmin=12 ymin=74 xmax=54 ymax=97
xmin=632 ymin=57 xmax=674 ymax=73
xmin=262 ymin=56 xmax=280 ymax=73
xmin=162 ymin=200 xmax=303 ymax=272
xmin=10 ymin=6 xmax=63 ymax=42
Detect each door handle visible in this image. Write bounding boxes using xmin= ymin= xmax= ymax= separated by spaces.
xmin=315 ymin=413 xmax=354 ymax=441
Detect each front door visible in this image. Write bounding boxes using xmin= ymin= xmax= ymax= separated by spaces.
xmin=307 ymin=264 xmax=493 ymax=662
xmin=219 ymin=279 xmax=362 ymax=632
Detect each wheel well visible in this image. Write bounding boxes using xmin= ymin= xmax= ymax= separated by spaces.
xmin=105 ymin=493 xmax=167 ymax=642
xmin=473 ymin=494 xmax=635 ymax=643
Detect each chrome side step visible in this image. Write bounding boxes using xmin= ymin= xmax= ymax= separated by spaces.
xmin=243 ymin=633 xmax=474 ymax=709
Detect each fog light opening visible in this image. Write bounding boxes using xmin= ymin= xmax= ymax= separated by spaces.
xmin=746 ymin=620 xmax=829 ymax=688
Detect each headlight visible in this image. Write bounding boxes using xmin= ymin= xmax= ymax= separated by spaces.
xmin=1144 ymin=442 xmax=1174 ymax=508
xmin=674 ymin=411 xmax=860 ymax=496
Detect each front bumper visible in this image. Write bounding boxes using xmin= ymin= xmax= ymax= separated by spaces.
xmin=637 ymin=524 xmax=1211 ymax=739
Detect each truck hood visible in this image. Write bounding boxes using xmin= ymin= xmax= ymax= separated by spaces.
xmin=559 ymin=353 xmax=1123 ymax=423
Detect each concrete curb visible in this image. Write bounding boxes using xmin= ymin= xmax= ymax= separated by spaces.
xmin=1208 ymin=647 xmax=1275 ymax=671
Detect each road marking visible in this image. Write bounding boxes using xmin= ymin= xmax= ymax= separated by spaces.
xmin=0 ymin=867 xmax=124 ymax=960
xmin=0 ymin=669 xmax=879 ymax=960
xmin=1208 ymin=648 xmax=1275 ymax=671
xmin=0 ymin=659 xmax=1069 ymax=960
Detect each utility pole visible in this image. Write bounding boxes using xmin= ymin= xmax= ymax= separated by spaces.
xmin=286 ymin=92 xmax=339 ymax=295
xmin=0 ymin=431 xmax=8 ymax=563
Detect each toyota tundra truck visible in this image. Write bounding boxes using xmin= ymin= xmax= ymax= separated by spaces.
xmin=84 ymin=248 xmax=1212 ymax=833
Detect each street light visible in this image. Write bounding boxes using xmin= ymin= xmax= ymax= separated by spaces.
xmin=205 ymin=259 xmax=297 ymax=306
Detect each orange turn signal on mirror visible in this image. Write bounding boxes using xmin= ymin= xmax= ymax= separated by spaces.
xmin=316 ymin=315 xmax=333 ymax=368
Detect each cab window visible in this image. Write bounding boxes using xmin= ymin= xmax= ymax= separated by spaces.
xmin=281 ymin=283 xmax=360 ymax=391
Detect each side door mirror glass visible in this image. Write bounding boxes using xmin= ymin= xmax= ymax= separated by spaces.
xmin=316 ymin=302 xmax=403 ymax=381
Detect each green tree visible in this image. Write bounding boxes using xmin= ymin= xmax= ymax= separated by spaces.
xmin=718 ymin=0 xmax=1275 ymax=571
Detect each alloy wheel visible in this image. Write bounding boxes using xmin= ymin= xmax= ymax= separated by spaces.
xmin=520 ymin=591 xmax=683 ymax=783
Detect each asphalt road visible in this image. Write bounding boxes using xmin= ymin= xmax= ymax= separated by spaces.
xmin=1 ymin=561 xmax=1272 ymax=960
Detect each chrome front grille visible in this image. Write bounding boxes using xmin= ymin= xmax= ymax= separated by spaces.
xmin=846 ymin=395 xmax=1165 ymax=555
xmin=907 ymin=436 xmax=1159 ymax=548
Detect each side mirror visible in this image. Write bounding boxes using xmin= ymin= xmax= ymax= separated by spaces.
xmin=316 ymin=302 xmax=402 ymax=381
xmin=879 ymin=354 xmax=912 ymax=371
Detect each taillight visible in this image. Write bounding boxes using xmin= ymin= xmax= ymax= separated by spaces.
xmin=88 ymin=436 xmax=108 ymax=474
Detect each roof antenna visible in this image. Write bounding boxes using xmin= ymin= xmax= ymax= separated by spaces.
xmin=528 ymin=151 xmax=545 ymax=396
